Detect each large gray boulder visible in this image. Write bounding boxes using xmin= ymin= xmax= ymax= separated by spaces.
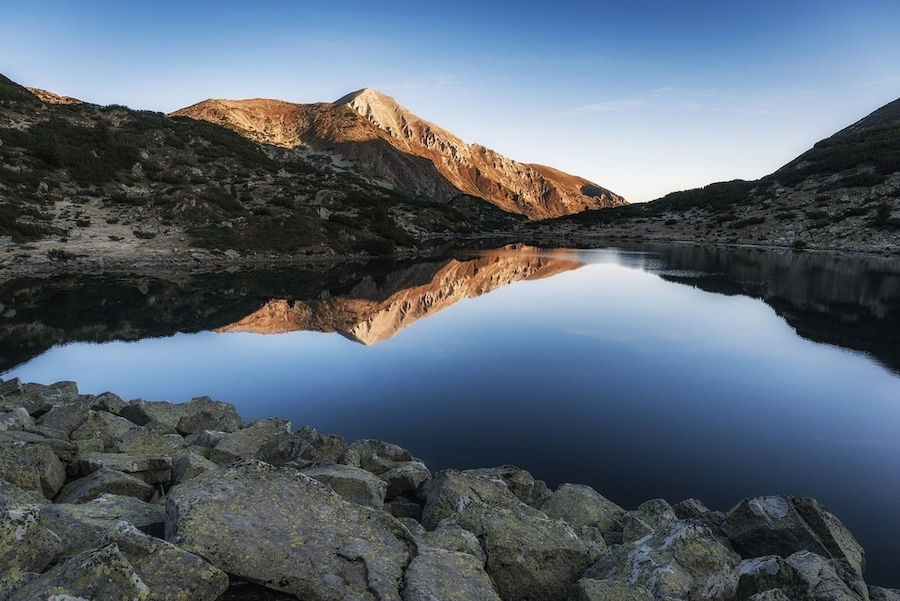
xmin=621 ymin=498 xmax=678 ymax=542
xmin=8 ymin=543 xmax=149 ymax=601
xmin=417 ymin=522 xmax=486 ymax=564
xmin=0 ymin=379 xmax=78 ymax=415
xmin=0 ymin=505 xmax=61 ymax=572
xmin=786 ymin=551 xmax=867 ymax=601
xmin=0 ymin=479 xmax=48 ymax=506
xmin=0 ymin=407 xmax=34 ymax=431
xmin=453 ymin=500 xmax=595 ymax=601
xmin=209 ymin=418 xmax=291 ymax=464
xmin=421 ymin=469 xmax=520 ymax=530
xmin=116 ymin=427 xmax=185 ymax=454
xmin=0 ymin=440 xmax=66 ymax=497
xmin=172 ymin=451 xmax=219 ymax=484
xmin=462 ymin=465 xmax=550 ymax=506
xmin=40 ymin=493 xmax=166 ymax=557
xmin=344 ymin=439 xmax=414 ymax=475
xmin=402 ymin=547 xmax=502 ymax=601
xmin=55 ymin=467 xmax=155 ymax=503
xmin=36 ymin=402 xmax=90 ymax=435
xmin=381 ymin=461 xmax=431 ymax=499
xmin=540 ymin=483 xmax=625 ymax=546
xmin=77 ymin=452 xmax=173 ymax=485
xmin=121 ymin=397 xmax=243 ymax=434
xmin=165 ymin=461 xmax=417 ymax=601
xmin=674 ymin=498 xmax=726 ymax=527
xmin=870 ymin=587 xmax=900 ymax=601
xmin=70 ymin=410 xmax=138 ymax=449
xmin=101 ymin=522 xmax=229 ymax=601
xmin=585 ymin=520 xmax=741 ymax=601
xmin=721 ymin=496 xmax=865 ymax=575
xmin=303 ymin=463 xmax=388 ymax=508
xmin=280 ymin=425 xmax=347 ymax=465
xmin=568 ymin=579 xmax=655 ymax=601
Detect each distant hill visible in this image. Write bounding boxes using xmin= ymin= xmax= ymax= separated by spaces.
xmin=172 ymin=88 xmax=626 ymax=220
xmin=550 ymin=97 xmax=900 ymax=252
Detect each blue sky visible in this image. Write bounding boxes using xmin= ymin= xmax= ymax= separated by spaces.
xmin=3 ymin=0 xmax=899 ymax=201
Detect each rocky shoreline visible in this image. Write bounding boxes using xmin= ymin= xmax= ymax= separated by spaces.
xmin=0 ymin=378 xmax=897 ymax=601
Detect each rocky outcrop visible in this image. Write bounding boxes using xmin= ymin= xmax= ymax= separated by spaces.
xmin=0 ymin=377 xmax=893 ymax=601
xmin=172 ymin=90 xmax=626 ymax=219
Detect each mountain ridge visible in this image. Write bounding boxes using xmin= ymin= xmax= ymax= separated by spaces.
xmin=171 ymin=88 xmax=626 ymax=220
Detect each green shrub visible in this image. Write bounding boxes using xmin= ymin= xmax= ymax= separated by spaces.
xmin=47 ymin=248 xmax=77 ymax=262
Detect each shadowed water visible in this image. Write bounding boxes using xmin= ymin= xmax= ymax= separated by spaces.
xmin=2 ymin=244 xmax=899 ymax=584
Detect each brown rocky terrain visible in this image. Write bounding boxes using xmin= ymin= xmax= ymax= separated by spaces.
xmin=216 ymin=247 xmax=582 ymax=344
xmin=172 ymin=88 xmax=626 ymax=219
xmin=24 ymin=87 xmax=83 ymax=105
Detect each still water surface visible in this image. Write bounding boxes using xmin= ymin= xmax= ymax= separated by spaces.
xmin=2 ymin=244 xmax=899 ymax=584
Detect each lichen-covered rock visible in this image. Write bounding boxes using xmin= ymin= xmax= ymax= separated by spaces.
xmin=0 ymin=407 xmax=34 ymax=431
xmin=88 ymin=391 xmax=126 ymax=414
xmin=345 ymin=439 xmax=414 ymax=475
xmin=735 ymin=555 xmax=800 ymax=600
xmin=381 ymin=461 xmax=431 ymax=499
xmin=166 ymin=461 xmax=416 ymax=601
xmin=568 ymin=578 xmax=655 ymax=601
xmin=453 ymin=500 xmax=594 ymax=601
xmin=0 ymin=479 xmax=48 ymax=506
xmin=674 ymin=498 xmax=726 ymax=527
xmin=70 ymin=410 xmax=137 ymax=450
xmin=870 ymin=587 xmax=900 ymax=601
xmin=0 ymin=505 xmax=61 ymax=572
xmin=280 ymin=425 xmax=347 ymax=466
xmin=585 ymin=520 xmax=741 ymax=601
xmin=36 ymin=402 xmax=90 ymax=435
xmin=0 ymin=380 xmax=78 ymax=415
xmin=184 ymin=430 xmax=228 ymax=449
xmin=402 ymin=548 xmax=502 ymax=601
xmin=0 ymin=569 xmax=36 ymax=600
xmin=121 ymin=397 xmax=243 ymax=434
xmin=55 ymin=467 xmax=155 ymax=504
xmin=40 ymin=494 xmax=166 ymax=557
xmin=303 ymin=463 xmax=388 ymax=508
xmin=462 ymin=465 xmax=550 ymax=506
xmin=0 ymin=440 xmax=66 ymax=497
xmin=621 ymin=498 xmax=678 ymax=542
xmin=421 ymin=469 xmax=519 ymax=530
xmin=785 ymin=550 xmax=866 ymax=601
xmin=101 ymin=522 xmax=229 ymax=601
xmin=539 ymin=483 xmax=625 ymax=546
xmin=116 ymin=427 xmax=185 ymax=454
xmin=418 ymin=523 xmax=486 ymax=564
xmin=209 ymin=418 xmax=290 ymax=464
xmin=77 ymin=452 xmax=172 ymax=485
xmin=8 ymin=542 xmax=150 ymax=601
xmin=0 ymin=429 xmax=80 ymax=464
xmin=749 ymin=590 xmax=794 ymax=601
xmin=172 ymin=451 xmax=219 ymax=484
xmin=387 ymin=497 xmax=423 ymax=520
xmin=721 ymin=496 xmax=865 ymax=575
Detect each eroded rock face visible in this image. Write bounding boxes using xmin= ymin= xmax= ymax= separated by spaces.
xmin=345 ymin=439 xmax=414 ymax=475
xmin=585 ymin=520 xmax=742 ymax=601
xmin=101 ymin=522 xmax=229 ymax=601
xmin=381 ymin=461 xmax=431 ymax=500
xmin=280 ymin=425 xmax=347 ymax=466
xmin=0 ymin=505 xmax=61 ymax=573
xmin=540 ymin=483 xmax=625 ymax=545
xmin=568 ymin=578 xmax=655 ymax=601
xmin=208 ymin=418 xmax=290 ymax=464
xmin=462 ymin=465 xmax=549 ymax=507
xmin=40 ymin=493 xmax=166 ymax=557
xmin=54 ymin=467 xmax=154 ymax=504
xmin=453 ymin=501 xmax=596 ymax=601
xmin=621 ymin=498 xmax=678 ymax=543
xmin=0 ymin=440 xmax=66 ymax=497
xmin=8 ymin=543 xmax=150 ymax=601
xmin=402 ymin=548 xmax=502 ymax=601
xmin=722 ymin=496 xmax=865 ymax=575
xmin=121 ymin=397 xmax=243 ymax=434
xmin=302 ymin=463 xmax=388 ymax=508
xmin=421 ymin=469 xmax=520 ymax=530
xmin=165 ymin=461 xmax=417 ymax=601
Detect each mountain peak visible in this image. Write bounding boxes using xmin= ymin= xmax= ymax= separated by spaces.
xmin=334 ymin=87 xmax=398 ymax=107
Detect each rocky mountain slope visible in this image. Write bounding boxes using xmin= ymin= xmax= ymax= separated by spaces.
xmin=545 ymin=98 xmax=900 ymax=253
xmin=172 ymin=88 xmax=626 ymax=219
xmin=0 ymin=74 xmax=521 ymax=273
